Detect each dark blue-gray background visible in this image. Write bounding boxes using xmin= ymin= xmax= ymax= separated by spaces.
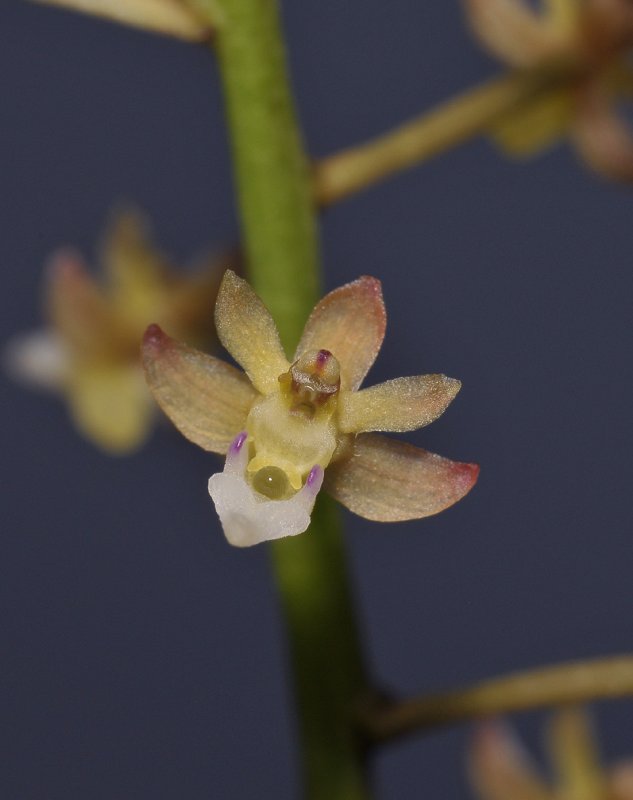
xmin=2 ymin=2 xmax=632 ymax=798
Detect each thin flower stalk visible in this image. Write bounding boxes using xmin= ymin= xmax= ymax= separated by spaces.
xmin=358 ymin=654 xmax=633 ymax=744
xmin=314 ymin=71 xmax=545 ymax=206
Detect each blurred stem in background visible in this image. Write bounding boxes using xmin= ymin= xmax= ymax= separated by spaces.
xmin=360 ymin=654 xmax=633 ymax=744
xmin=313 ymin=70 xmax=550 ymax=206
xmin=193 ymin=0 xmax=370 ymax=797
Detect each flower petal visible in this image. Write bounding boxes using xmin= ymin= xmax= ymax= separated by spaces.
xmin=3 ymin=329 xmax=70 ymax=391
xmin=324 ymin=433 xmax=478 ymax=522
xmin=214 ymin=270 xmax=289 ymax=395
xmin=468 ymin=720 xmax=550 ymax=800
xmin=46 ymin=249 xmax=118 ymax=356
xmin=572 ymin=87 xmax=633 ymax=182
xmin=543 ymin=0 xmax=582 ymax=36
xmin=30 ymin=0 xmax=211 ymax=41
xmin=610 ymin=763 xmax=633 ymax=800
xmin=464 ymin=0 xmax=557 ymax=67
xmin=142 ymin=324 xmax=256 ymax=453
xmin=67 ymin=363 xmax=153 ymax=454
xmin=100 ymin=208 xmax=167 ymax=312
xmin=490 ymin=86 xmax=574 ymax=156
xmin=548 ymin=708 xmax=606 ymax=799
xmin=165 ymin=252 xmax=230 ymax=349
xmin=208 ymin=433 xmax=324 ymax=547
xmin=294 ymin=276 xmax=386 ymax=392
xmin=337 ymin=375 xmax=461 ymax=434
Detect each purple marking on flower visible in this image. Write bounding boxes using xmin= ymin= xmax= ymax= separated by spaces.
xmin=316 ymin=349 xmax=331 ymax=368
xmin=306 ymin=465 xmax=323 ymax=488
xmin=231 ymin=431 xmax=248 ymax=453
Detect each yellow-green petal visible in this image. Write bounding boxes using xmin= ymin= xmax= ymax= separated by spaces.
xmin=548 ymin=709 xmax=606 ymax=800
xmin=543 ymin=0 xmax=582 ymax=36
xmin=294 ymin=276 xmax=386 ymax=392
xmin=67 ymin=362 xmax=153 ymax=454
xmin=337 ymin=375 xmax=461 ymax=434
xmin=100 ymin=208 xmax=168 ymax=325
xmin=490 ymin=86 xmax=574 ymax=156
xmin=142 ymin=324 xmax=256 ymax=453
xmin=214 ymin=270 xmax=289 ymax=395
xmin=324 ymin=433 xmax=478 ymax=522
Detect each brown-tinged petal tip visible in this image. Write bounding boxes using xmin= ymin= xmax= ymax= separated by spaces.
xmin=142 ymin=323 xmax=165 ymax=348
xmin=325 ymin=433 xmax=479 ymax=522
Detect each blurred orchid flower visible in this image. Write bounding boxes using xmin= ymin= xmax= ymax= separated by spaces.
xmin=465 ymin=0 xmax=633 ymax=180
xmin=29 ymin=0 xmax=211 ymax=41
xmin=469 ymin=709 xmax=633 ymax=800
xmin=142 ymin=270 xmax=478 ymax=547
xmin=5 ymin=209 xmax=228 ymax=454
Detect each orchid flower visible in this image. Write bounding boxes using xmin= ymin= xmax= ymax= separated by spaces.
xmin=469 ymin=709 xmax=633 ymax=800
xmin=465 ymin=0 xmax=633 ymax=180
xmin=142 ymin=270 xmax=478 ymax=547
xmin=5 ymin=209 xmax=227 ymax=454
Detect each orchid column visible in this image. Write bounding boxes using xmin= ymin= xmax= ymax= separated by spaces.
xmin=193 ymin=0 xmax=371 ymax=797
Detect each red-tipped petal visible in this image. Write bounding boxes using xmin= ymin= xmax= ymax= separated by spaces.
xmin=142 ymin=325 xmax=256 ymax=454
xmin=325 ymin=433 xmax=478 ymax=522
xmin=295 ymin=276 xmax=386 ymax=392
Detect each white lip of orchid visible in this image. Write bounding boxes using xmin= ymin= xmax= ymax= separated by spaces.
xmin=208 ymin=432 xmax=324 ymax=548
xmin=3 ymin=329 xmax=70 ymax=391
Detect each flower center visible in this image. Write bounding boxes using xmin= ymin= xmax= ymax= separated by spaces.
xmin=279 ymin=348 xmax=341 ymax=417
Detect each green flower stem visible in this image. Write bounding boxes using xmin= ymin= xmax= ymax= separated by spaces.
xmin=313 ymin=71 xmax=549 ymax=206
xmin=360 ymin=654 xmax=633 ymax=744
xmin=194 ymin=0 xmax=371 ymax=797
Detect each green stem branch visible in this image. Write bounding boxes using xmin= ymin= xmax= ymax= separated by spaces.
xmin=195 ymin=0 xmax=370 ymax=797
xmin=360 ymin=654 xmax=633 ymax=744
xmin=313 ymin=72 xmax=547 ymax=206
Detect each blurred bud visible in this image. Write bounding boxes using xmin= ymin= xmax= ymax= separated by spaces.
xmin=468 ymin=707 xmax=629 ymax=800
